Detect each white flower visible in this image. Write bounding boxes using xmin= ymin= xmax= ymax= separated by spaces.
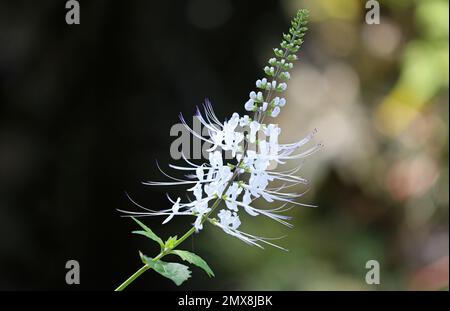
xmin=224 ymin=182 xmax=243 ymax=211
xmin=272 ymin=97 xmax=286 ymax=107
xmin=261 ymin=101 xmax=268 ymax=111
xmin=209 ymin=130 xmax=224 ymax=151
xmin=248 ymin=121 xmax=260 ymax=143
xmin=209 ymin=150 xmax=223 ymax=168
xmin=250 ymin=91 xmax=263 ymax=102
xmin=189 ymin=182 xmax=203 ymax=201
xmin=248 ymin=171 xmax=269 ymax=197
xmin=192 ymin=200 xmax=211 ymax=231
xmin=222 ymin=114 xmax=244 ymax=157
xmin=256 ymin=78 xmax=268 ymax=89
xmin=281 ymin=71 xmax=290 ymax=80
xmin=241 ymin=189 xmax=258 ymax=216
xmin=277 ymin=82 xmax=287 ymax=91
xmin=265 ymin=124 xmax=281 ymax=148
xmin=244 ymin=99 xmax=255 ymax=111
xmin=239 ymin=115 xmax=250 ymax=127
xmin=218 ymin=209 xmax=241 ymax=230
xmin=162 ymin=197 xmax=181 ymax=224
xmin=196 ymin=165 xmax=205 ymax=180
xmin=271 ymin=106 xmax=280 ymax=117
xmin=270 ymin=80 xmax=277 ymax=90
xmin=264 ymin=66 xmax=275 ymax=76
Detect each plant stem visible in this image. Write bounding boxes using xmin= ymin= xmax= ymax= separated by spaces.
xmin=114 ymin=264 xmax=149 ymax=291
xmin=173 ymin=226 xmax=196 ymax=248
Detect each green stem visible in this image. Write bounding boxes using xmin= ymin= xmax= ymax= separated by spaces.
xmin=115 ymin=250 xmax=167 ymax=291
xmin=173 ymin=226 xmax=196 ymax=248
xmin=115 ymin=264 xmax=149 ymax=291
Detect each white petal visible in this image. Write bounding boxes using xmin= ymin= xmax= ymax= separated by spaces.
xmin=271 ymin=106 xmax=280 ymax=117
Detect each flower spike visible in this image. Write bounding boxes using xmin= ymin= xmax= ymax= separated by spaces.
xmin=116 ymin=9 xmax=321 ymax=290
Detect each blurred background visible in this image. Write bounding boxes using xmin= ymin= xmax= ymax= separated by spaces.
xmin=0 ymin=0 xmax=448 ymax=290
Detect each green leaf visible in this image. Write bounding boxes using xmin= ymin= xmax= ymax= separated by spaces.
xmin=165 ymin=235 xmax=178 ymax=249
xmin=171 ymin=250 xmax=215 ymax=277
xmin=131 ymin=217 xmax=164 ymax=248
xmin=132 ymin=230 xmax=164 ymax=246
xmin=140 ymin=252 xmax=191 ymax=286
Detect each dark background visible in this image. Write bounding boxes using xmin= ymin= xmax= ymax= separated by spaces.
xmin=0 ymin=0 xmax=448 ymax=290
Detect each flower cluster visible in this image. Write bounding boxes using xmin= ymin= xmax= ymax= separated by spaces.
xmin=122 ymin=9 xmax=320 ymax=250
xmin=244 ymin=9 xmax=308 ymax=119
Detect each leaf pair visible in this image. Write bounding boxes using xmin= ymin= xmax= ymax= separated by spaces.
xmin=131 ymin=217 xmax=214 ymax=286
